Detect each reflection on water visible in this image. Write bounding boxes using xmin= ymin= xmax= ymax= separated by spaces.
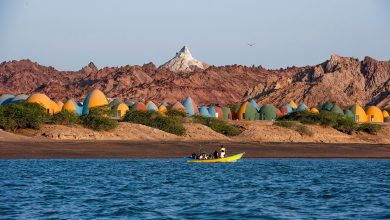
xmin=0 ymin=159 xmax=390 ymax=219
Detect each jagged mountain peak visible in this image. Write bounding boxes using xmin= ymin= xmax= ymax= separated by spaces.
xmin=81 ymin=61 xmax=98 ymax=73
xmin=160 ymin=46 xmax=204 ymax=73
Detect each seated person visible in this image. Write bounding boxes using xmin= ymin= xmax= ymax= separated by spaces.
xmin=213 ymin=150 xmax=219 ymax=159
xmin=220 ymin=146 xmax=226 ymax=158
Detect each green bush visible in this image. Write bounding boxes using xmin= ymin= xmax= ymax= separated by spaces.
xmin=357 ymin=123 xmax=382 ymax=135
xmin=0 ymin=102 xmax=50 ymax=131
xmin=277 ymin=111 xmax=380 ymax=135
xmin=295 ymin=124 xmax=313 ymax=136
xmin=0 ymin=117 xmax=18 ymax=131
xmin=193 ymin=115 xmax=242 ymax=136
xmin=273 ymin=121 xmax=295 ymax=128
xmin=333 ymin=117 xmax=358 ymax=135
xmin=123 ymin=110 xmax=186 ymax=135
xmin=51 ymin=110 xmax=80 ymax=125
xmin=80 ymin=107 xmax=118 ymax=131
xmin=273 ymin=121 xmax=313 ymax=136
xmin=165 ymin=109 xmax=187 ymax=118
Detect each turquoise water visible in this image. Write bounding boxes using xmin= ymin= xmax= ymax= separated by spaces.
xmin=1 ymin=159 xmax=390 ymax=219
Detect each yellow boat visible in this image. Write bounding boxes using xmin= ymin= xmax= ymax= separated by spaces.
xmin=187 ymin=152 xmax=245 ymax=163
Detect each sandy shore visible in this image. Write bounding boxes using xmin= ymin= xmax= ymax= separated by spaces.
xmin=1 ymin=122 xmax=390 ymax=159
xmin=1 ymin=140 xmax=390 ymax=159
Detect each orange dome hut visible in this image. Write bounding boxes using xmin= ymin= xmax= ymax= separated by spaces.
xmin=172 ymin=101 xmax=186 ymax=112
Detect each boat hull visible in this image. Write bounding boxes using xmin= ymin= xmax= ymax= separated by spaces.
xmin=187 ymin=153 xmax=245 ymax=163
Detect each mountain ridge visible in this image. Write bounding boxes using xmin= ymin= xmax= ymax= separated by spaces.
xmin=0 ymin=54 xmax=389 ymax=108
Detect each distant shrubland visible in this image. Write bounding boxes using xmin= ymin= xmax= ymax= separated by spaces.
xmin=193 ymin=115 xmax=242 ymax=136
xmin=80 ymin=107 xmax=118 ymax=131
xmin=0 ymin=103 xmax=118 ymax=131
xmin=123 ymin=109 xmax=186 ymax=136
xmin=0 ymin=102 xmax=50 ymax=131
xmin=273 ymin=121 xmax=313 ymax=136
xmin=277 ymin=111 xmax=381 ymax=135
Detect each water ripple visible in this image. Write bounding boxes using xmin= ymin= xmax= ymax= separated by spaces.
xmin=0 ymin=159 xmax=390 ymax=219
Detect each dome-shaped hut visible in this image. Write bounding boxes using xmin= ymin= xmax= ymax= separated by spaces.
xmin=366 ymin=106 xmax=384 ymax=123
xmin=349 ymin=104 xmax=367 ymax=122
xmin=146 ymin=101 xmax=158 ymax=111
xmin=27 ymin=93 xmax=54 ymax=115
xmin=63 ymin=99 xmax=82 ymax=115
xmin=182 ymin=96 xmax=199 ymax=116
xmin=259 ymin=104 xmax=277 ymax=120
xmin=82 ymin=89 xmax=109 ymax=115
xmin=237 ymin=102 xmax=258 ymax=120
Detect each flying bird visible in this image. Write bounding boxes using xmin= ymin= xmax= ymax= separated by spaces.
xmin=247 ymin=43 xmax=255 ymax=47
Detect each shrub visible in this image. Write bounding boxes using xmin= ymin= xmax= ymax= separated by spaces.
xmin=123 ymin=110 xmax=186 ymax=135
xmin=277 ymin=111 xmax=380 ymax=135
xmin=193 ymin=115 xmax=242 ymax=136
xmin=80 ymin=107 xmax=118 ymax=131
xmin=295 ymin=124 xmax=313 ymax=136
xmin=357 ymin=123 xmax=382 ymax=135
xmin=273 ymin=121 xmax=313 ymax=136
xmin=333 ymin=117 xmax=358 ymax=135
xmin=273 ymin=121 xmax=295 ymax=128
xmin=0 ymin=102 xmax=50 ymax=131
xmin=0 ymin=117 xmax=18 ymax=131
xmin=165 ymin=109 xmax=187 ymax=118
xmin=51 ymin=110 xmax=80 ymax=125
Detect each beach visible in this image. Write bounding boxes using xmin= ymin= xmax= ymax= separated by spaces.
xmin=1 ymin=140 xmax=390 ymax=159
xmin=1 ymin=121 xmax=390 ymax=159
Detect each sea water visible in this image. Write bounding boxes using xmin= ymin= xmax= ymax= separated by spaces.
xmin=0 ymin=159 xmax=389 ymax=219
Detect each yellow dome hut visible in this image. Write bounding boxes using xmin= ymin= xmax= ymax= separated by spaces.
xmin=366 ymin=106 xmax=384 ymax=123
xmin=82 ymin=89 xmax=109 ymax=115
xmin=289 ymin=101 xmax=298 ymax=109
xmin=158 ymin=104 xmax=168 ymax=116
xmin=63 ymin=99 xmax=82 ymax=115
xmin=349 ymin=104 xmax=367 ymax=123
xmin=56 ymin=101 xmax=64 ymax=110
xmin=27 ymin=93 xmax=54 ymax=115
xmin=113 ymin=103 xmax=129 ymax=117
xmin=383 ymin=110 xmax=389 ymax=119
xmin=50 ymin=100 xmax=61 ymax=115
xmin=310 ymin=107 xmax=319 ymax=113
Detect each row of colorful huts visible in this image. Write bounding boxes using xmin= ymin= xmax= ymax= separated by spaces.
xmin=0 ymin=89 xmax=389 ymax=123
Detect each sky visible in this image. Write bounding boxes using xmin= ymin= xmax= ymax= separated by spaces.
xmin=0 ymin=0 xmax=389 ymax=70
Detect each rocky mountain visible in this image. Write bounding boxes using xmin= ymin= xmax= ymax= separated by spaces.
xmin=243 ymin=54 xmax=390 ymax=108
xmin=0 ymin=51 xmax=389 ymax=108
xmin=160 ymin=46 xmax=206 ymax=72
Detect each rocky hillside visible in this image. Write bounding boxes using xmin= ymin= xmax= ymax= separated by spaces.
xmin=243 ymin=54 xmax=390 ymax=108
xmin=0 ymin=53 xmax=389 ymax=108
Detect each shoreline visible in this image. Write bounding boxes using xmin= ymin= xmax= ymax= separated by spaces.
xmin=1 ymin=140 xmax=390 ymax=159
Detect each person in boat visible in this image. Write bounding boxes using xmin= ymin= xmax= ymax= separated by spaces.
xmin=191 ymin=152 xmax=197 ymax=159
xmin=220 ymin=145 xmax=226 ymax=158
xmin=213 ymin=150 xmax=219 ymax=159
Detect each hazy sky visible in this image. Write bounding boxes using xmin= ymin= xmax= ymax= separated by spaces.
xmin=1 ymin=0 xmax=389 ymax=70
